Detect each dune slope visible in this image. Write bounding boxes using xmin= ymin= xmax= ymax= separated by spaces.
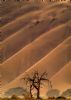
xmin=51 ymin=61 xmax=71 ymax=92
xmin=1 ymin=35 xmax=71 ymax=86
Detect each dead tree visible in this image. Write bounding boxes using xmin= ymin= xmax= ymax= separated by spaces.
xmin=22 ymin=71 xmax=52 ymax=99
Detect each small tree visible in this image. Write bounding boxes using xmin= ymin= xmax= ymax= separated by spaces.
xmin=22 ymin=71 xmax=52 ymax=99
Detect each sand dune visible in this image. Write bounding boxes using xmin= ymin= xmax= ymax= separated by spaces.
xmin=51 ymin=61 xmax=71 ymax=92
xmin=0 ymin=2 xmax=71 ymax=96
xmin=0 ymin=0 xmax=30 ymax=16
xmin=0 ymin=0 xmax=63 ymax=17
xmin=1 ymin=36 xmax=71 ymax=92
xmin=0 ymin=7 xmax=60 ymax=41
xmin=0 ymin=10 xmax=41 ymax=41
xmin=1 ymin=4 xmax=70 ymax=40
xmin=0 ymin=26 xmax=71 ymax=84
xmin=1 ymin=16 xmax=71 ymax=62
xmin=0 ymin=3 xmax=41 ymax=27
xmin=1 ymin=3 xmax=71 ymax=62
xmin=1 ymin=3 xmax=70 ymax=41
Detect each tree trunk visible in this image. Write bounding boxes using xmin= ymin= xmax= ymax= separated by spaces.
xmin=36 ymin=84 xmax=40 ymax=99
xmin=37 ymin=89 xmax=40 ymax=99
xmin=29 ymin=85 xmax=33 ymax=98
xmin=30 ymin=89 xmax=32 ymax=98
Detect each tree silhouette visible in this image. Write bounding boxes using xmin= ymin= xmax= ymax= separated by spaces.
xmin=22 ymin=71 xmax=52 ymax=99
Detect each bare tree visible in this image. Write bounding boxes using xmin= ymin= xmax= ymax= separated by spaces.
xmin=22 ymin=71 xmax=52 ymax=99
